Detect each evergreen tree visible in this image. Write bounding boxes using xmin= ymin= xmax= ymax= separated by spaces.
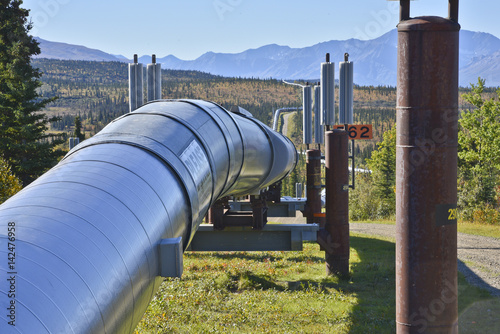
xmin=73 ymin=115 xmax=85 ymax=142
xmin=0 ymin=155 xmax=22 ymax=204
xmin=367 ymin=124 xmax=396 ymax=217
xmin=458 ymin=78 xmax=500 ymax=219
xmin=0 ymin=0 xmax=64 ymax=185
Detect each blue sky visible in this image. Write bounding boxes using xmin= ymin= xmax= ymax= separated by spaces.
xmin=22 ymin=0 xmax=498 ymax=60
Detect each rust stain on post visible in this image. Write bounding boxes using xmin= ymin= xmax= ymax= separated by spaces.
xmin=396 ymin=2 xmax=460 ymax=332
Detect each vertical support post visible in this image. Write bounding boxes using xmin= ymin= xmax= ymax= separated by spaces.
xmin=400 ymin=0 xmax=410 ymax=21
xmin=209 ymin=200 xmax=225 ymax=230
xmin=449 ymin=0 xmax=459 ymax=22
xmin=251 ymin=195 xmax=267 ymax=230
xmin=396 ymin=2 xmax=460 ymax=333
xmin=295 ymin=183 xmax=303 ymax=199
xmin=69 ymin=137 xmax=79 ymax=150
xmin=305 ymin=149 xmax=322 ymax=224
xmin=325 ymin=129 xmax=349 ymax=276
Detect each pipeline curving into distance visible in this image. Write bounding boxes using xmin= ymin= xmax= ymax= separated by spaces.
xmin=0 ymin=100 xmax=297 ymax=333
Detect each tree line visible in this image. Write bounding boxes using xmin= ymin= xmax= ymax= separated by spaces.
xmin=349 ymin=78 xmax=500 ymax=225
xmin=2 ymin=56 xmax=406 ymax=200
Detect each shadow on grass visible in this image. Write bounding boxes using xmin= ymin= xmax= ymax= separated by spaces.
xmin=186 ymin=235 xmax=397 ymax=332
xmin=456 ymin=260 xmax=500 ymax=332
xmin=346 ymin=235 xmax=396 ymax=333
xmin=224 ymin=271 xmax=287 ymax=292
xmin=457 ymin=259 xmax=500 ymax=297
xmin=346 ymin=236 xmax=500 ymax=333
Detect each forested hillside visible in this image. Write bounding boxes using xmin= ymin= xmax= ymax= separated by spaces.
xmin=30 ymin=59 xmax=500 ymax=217
xmin=33 ymin=59 xmax=302 ymax=135
xmin=33 ymin=58 xmax=488 ymax=168
xmin=33 ymin=59 xmax=403 ymax=159
xmin=31 ymin=58 xmax=403 ymax=197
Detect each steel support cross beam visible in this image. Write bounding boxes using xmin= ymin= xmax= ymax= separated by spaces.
xmin=187 ymin=224 xmax=319 ymax=252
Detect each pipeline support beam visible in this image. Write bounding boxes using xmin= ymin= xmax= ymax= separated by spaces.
xmin=396 ymin=1 xmax=460 ymax=332
xmin=323 ymin=130 xmax=349 ymax=277
xmin=305 ymin=149 xmax=322 ymax=224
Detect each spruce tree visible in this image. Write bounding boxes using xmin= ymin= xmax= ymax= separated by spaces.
xmin=73 ymin=115 xmax=85 ymax=142
xmin=367 ymin=124 xmax=396 ymax=216
xmin=458 ymin=78 xmax=500 ymax=219
xmin=0 ymin=0 xmax=64 ymax=185
xmin=0 ymin=155 xmax=21 ymax=204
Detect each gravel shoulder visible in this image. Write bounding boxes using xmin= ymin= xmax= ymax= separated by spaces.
xmin=281 ymin=112 xmax=295 ymax=137
xmin=351 ymin=222 xmax=500 ymax=297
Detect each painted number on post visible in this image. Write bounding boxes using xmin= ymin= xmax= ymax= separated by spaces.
xmin=333 ymin=124 xmax=373 ymax=140
xmin=436 ymin=204 xmax=458 ymax=226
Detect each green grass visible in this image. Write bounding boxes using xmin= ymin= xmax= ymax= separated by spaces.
xmin=457 ymin=221 xmax=500 ymax=239
xmin=456 ymin=272 xmax=499 ymax=332
xmin=135 ymin=234 xmax=395 ymax=333
xmin=351 ymin=219 xmax=395 ymax=225
xmin=135 ymin=233 xmax=498 ymax=333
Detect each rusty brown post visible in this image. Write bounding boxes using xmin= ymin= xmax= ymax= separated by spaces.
xmin=305 ymin=149 xmax=322 ymax=224
xmin=324 ymin=130 xmax=349 ymax=276
xmin=209 ymin=199 xmax=225 ymax=230
xmin=396 ymin=1 xmax=460 ymax=333
xmin=449 ymin=0 xmax=459 ymax=22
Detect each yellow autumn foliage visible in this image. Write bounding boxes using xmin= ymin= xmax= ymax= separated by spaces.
xmin=0 ymin=156 xmax=22 ymax=204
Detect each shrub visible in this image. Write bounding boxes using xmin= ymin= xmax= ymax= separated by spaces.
xmin=349 ymin=173 xmax=380 ymax=221
xmin=0 ymin=156 xmax=22 ymax=204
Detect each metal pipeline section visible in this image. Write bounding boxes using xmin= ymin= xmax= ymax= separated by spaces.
xmin=0 ymin=99 xmax=297 ymax=333
xmin=272 ymin=107 xmax=302 ymax=131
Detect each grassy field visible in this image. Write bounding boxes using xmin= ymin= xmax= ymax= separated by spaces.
xmin=457 ymin=221 xmax=500 ymax=239
xmin=135 ymin=231 xmax=497 ymax=333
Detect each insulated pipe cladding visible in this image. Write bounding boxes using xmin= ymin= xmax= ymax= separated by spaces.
xmin=128 ymin=55 xmax=143 ymax=112
xmin=302 ymin=85 xmax=313 ymax=145
xmin=147 ymin=55 xmax=162 ymax=102
xmin=0 ymin=100 xmax=297 ymax=333
xmin=320 ymin=54 xmax=335 ymax=126
xmin=339 ymin=54 xmax=353 ymax=125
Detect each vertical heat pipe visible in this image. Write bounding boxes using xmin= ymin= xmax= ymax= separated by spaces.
xmin=320 ymin=53 xmax=335 ymax=126
xmin=313 ymin=84 xmax=324 ymax=145
xmin=339 ymin=53 xmax=354 ymax=125
xmin=128 ymin=54 xmax=144 ymax=112
xmin=303 ymin=85 xmax=313 ymax=145
xmin=147 ymin=55 xmax=162 ymax=102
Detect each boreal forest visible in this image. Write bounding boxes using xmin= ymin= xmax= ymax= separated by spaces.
xmin=15 ymin=59 xmax=500 ymax=223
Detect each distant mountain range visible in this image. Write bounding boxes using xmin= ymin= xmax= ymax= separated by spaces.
xmin=34 ymin=29 xmax=500 ymax=87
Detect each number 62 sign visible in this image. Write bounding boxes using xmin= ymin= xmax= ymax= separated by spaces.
xmin=333 ymin=124 xmax=373 ymax=140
